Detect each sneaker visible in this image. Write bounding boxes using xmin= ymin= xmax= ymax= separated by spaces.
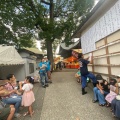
xmin=48 ymin=81 xmax=52 ymax=83
xmin=82 ymin=91 xmax=87 ymax=95
xmin=42 ymin=85 xmax=46 ymax=88
xmin=92 ymin=100 xmax=98 ymax=103
xmin=45 ymin=84 xmax=49 ymax=87
xmin=14 ymin=113 xmax=21 ymax=118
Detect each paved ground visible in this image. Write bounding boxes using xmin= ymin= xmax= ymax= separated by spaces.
xmin=40 ymin=69 xmax=115 ymax=120
xmin=14 ymin=69 xmax=116 ymax=120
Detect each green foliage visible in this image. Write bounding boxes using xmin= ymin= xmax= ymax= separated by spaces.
xmin=39 ymin=0 xmax=95 ymax=47
xmin=0 ymin=0 xmax=38 ymax=48
xmin=0 ymin=0 xmax=95 ymax=50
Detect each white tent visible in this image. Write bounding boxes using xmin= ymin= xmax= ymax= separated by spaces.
xmin=0 ymin=46 xmax=24 ymax=65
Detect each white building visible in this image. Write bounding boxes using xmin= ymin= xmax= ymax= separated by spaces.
xmin=73 ymin=0 xmax=120 ymax=79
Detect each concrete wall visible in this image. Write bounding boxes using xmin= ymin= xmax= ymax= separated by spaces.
xmin=19 ymin=51 xmax=37 ymax=77
xmin=23 ymin=58 xmax=36 ymax=77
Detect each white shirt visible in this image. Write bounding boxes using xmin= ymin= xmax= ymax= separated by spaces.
xmin=22 ymin=83 xmax=33 ymax=92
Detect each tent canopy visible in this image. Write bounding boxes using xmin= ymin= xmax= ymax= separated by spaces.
xmin=23 ymin=48 xmax=44 ymax=55
xmin=0 ymin=46 xmax=24 ymax=66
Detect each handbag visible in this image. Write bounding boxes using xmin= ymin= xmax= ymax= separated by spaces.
xmin=116 ymin=95 xmax=120 ymax=100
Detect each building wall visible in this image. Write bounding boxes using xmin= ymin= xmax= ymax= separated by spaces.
xmin=81 ymin=0 xmax=120 ymax=54
xmin=19 ymin=52 xmax=37 ymax=77
xmin=85 ymin=30 xmax=120 ymax=80
xmin=23 ymin=58 xmax=36 ymax=77
xmin=0 ymin=65 xmax=25 ymax=81
xmin=19 ymin=52 xmax=30 ymax=57
xmin=80 ymin=0 xmax=120 ymax=80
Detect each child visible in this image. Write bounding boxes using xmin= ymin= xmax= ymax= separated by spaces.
xmin=105 ymin=78 xmax=117 ymax=107
xmin=19 ymin=76 xmax=35 ymax=117
xmin=75 ymin=70 xmax=81 ymax=83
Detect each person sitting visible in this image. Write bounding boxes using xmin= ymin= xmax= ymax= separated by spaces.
xmin=0 ymin=86 xmax=15 ymax=120
xmin=111 ymin=75 xmax=120 ymax=118
xmin=92 ymin=79 xmax=110 ymax=106
xmin=4 ymin=74 xmax=22 ymax=96
xmin=105 ymin=78 xmax=117 ymax=107
xmin=1 ymin=74 xmax=22 ymax=118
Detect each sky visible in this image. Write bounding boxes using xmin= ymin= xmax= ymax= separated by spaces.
xmin=95 ymin=0 xmax=99 ymax=5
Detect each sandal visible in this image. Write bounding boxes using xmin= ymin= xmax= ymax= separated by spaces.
xmin=30 ymin=111 xmax=34 ymax=117
xmin=14 ymin=113 xmax=21 ymax=118
xmin=77 ymin=79 xmax=80 ymax=83
xmin=23 ymin=112 xmax=29 ymax=117
xmin=111 ymin=109 xmax=113 ymax=112
xmin=105 ymin=104 xmax=110 ymax=107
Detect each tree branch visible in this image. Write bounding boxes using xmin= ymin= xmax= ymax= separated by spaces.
xmin=41 ymin=0 xmax=50 ymax=5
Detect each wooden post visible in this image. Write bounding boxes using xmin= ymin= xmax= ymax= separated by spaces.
xmin=104 ymin=37 xmax=111 ymax=79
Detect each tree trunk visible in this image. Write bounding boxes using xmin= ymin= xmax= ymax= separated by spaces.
xmin=46 ymin=40 xmax=54 ymax=71
xmin=50 ymin=0 xmax=54 ymax=21
xmin=47 ymin=0 xmax=54 ymax=71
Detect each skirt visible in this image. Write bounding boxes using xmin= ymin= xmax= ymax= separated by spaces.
xmin=22 ymin=91 xmax=35 ymax=107
xmin=105 ymin=94 xmax=117 ymax=103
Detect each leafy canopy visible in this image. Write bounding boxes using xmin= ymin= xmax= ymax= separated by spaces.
xmin=0 ymin=0 xmax=95 ymax=48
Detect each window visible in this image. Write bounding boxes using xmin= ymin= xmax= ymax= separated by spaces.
xmin=29 ymin=63 xmax=34 ymax=74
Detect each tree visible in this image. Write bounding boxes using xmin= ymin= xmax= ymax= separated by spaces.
xmin=38 ymin=0 xmax=95 ymax=69
xmin=0 ymin=0 xmax=37 ymax=48
xmin=0 ymin=0 xmax=95 ymax=68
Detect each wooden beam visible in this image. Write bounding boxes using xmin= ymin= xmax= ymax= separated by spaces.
xmin=41 ymin=0 xmax=50 ymax=5
xmin=105 ymin=37 xmax=111 ymax=78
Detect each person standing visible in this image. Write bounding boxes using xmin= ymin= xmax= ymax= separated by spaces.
xmin=19 ymin=76 xmax=35 ymax=117
xmin=45 ymin=58 xmax=52 ymax=83
xmin=78 ymin=53 xmax=97 ymax=95
xmin=38 ymin=58 xmax=48 ymax=88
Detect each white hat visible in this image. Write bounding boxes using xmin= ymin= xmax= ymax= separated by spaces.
xmin=44 ymin=56 xmax=47 ymax=58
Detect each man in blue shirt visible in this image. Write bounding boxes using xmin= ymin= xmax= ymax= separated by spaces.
xmin=78 ymin=53 xmax=97 ymax=95
xmin=38 ymin=58 xmax=48 ymax=88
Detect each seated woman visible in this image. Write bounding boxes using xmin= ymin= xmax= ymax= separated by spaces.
xmin=4 ymin=74 xmax=22 ymax=95
xmin=111 ymin=75 xmax=120 ymax=118
xmin=0 ymin=86 xmax=15 ymax=120
xmin=75 ymin=70 xmax=81 ymax=83
xmin=105 ymin=78 xmax=117 ymax=107
xmin=1 ymin=74 xmax=22 ymax=118
xmin=93 ymin=79 xmax=110 ymax=106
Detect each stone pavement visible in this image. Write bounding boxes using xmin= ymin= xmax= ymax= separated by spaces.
xmin=14 ymin=69 xmax=116 ymax=120
xmin=40 ymin=69 xmax=115 ymax=120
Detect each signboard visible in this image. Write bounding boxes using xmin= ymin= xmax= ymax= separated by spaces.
xmin=81 ymin=0 xmax=120 ymax=54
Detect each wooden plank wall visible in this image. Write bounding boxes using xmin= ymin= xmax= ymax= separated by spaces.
xmin=84 ymin=30 xmax=120 ymax=80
